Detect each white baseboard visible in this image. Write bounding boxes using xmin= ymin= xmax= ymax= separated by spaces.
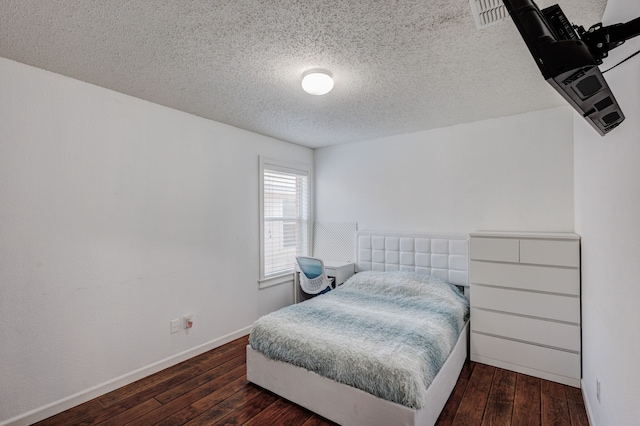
xmin=0 ymin=326 xmax=252 ymax=426
xmin=581 ymin=378 xmax=597 ymax=426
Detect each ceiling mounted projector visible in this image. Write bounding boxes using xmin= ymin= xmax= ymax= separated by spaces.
xmin=503 ymin=0 xmax=640 ymax=136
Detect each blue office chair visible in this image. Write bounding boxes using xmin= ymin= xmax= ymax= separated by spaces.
xmin=296 ymin=256 xmax=335 ymax=295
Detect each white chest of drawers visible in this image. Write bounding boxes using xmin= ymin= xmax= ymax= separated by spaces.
xmin=469 ymin=231 xmax=581 ymax=387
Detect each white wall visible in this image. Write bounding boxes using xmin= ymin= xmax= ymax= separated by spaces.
xmin=574 ymin=1 xmax=640 ymax=424
xmin=0 ymin=57 xmax=312 ymax=424
xmin=315 ymin=107 xmax=575 ymax=234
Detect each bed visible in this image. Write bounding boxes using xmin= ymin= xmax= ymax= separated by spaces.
xmin=247 ymin=232 xmax=470 ymax=426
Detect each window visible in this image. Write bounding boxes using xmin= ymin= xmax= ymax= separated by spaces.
xmin=259 ymin=158 xmax=311 ymax=287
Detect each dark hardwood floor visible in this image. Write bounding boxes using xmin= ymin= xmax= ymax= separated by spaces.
xmin=35 ymin=335 xmax=589 ymax=425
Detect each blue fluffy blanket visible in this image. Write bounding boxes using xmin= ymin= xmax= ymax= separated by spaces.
xmin=249 ymin=271 xmax=469 ymax=408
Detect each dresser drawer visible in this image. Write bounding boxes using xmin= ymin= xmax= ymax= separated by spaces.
xmin=470 ymin=237 xmax=519 ymax=262
xmin=470 ymin=333 xmax=581 ymax=380
xmin=519 ymin=239 xmax=580 ymax=267
xmin=470 ymin=261 xmax=580 ymax=295
xmin=471 ymin=308 xmax=580 ymax=352
xmin=472 ymin=285 xmax=580 ymax=323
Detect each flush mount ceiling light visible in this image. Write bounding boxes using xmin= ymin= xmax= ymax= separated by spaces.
xmin=301 ymin=70 xmax=334 ymax=95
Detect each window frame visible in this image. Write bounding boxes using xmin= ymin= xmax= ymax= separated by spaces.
xmin=258 ymin=157 xmax=313 ymax=289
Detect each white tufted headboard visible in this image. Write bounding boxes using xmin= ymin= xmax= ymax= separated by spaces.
xmin=356 ymin=231 xmax=469 ymax=287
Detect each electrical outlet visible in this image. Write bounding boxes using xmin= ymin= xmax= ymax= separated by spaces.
xmin=184 ymin=315 xmax=194 ymax=329
xmin=596 ymin=378 xmax=601 ymax=403
xmin=170 ymin=318 xmax=180 ymax=334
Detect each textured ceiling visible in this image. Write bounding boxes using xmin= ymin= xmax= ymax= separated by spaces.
xmin=0 ymin=0 xmax=607 ymax=148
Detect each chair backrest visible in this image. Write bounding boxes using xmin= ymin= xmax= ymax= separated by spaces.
xmin=296 ymin=256 xmax=333 ymax=295
xmin=297 ymin=256 xmax=324 ymax=279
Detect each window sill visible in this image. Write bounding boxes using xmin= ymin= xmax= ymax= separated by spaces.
xmin=258 ymin=272 xmax=295 ymax=289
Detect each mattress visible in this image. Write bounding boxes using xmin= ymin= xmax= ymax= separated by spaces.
xmin=249 ymin=271 xmax=470 ymax=409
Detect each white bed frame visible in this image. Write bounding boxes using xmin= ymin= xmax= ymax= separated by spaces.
xmin=247 ymin=231 xmax=470 ymax=426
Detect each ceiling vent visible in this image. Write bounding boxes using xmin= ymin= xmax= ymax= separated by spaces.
xmin=469 ymin=0 xmax=509 ymax=29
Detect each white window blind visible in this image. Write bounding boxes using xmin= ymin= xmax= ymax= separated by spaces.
xmin=260 ymin=160 xmax=310 ymax=283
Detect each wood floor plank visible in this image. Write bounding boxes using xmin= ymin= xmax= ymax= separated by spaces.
xmin=179 ymin=381 xmax=264 ymax=425
xmin=452 ymin=362 xmax=496 ymax=425
xmin=513 ymin=373 xmax=542 ymax=426
xmin=436 ymin=360 xmax=477 ymax=425
xmin=542 ymin=380 xmax=568 ymax=401
xmin=97 ymin=362 xmax=202 ymax=408
xmin=242 ymin=397 xmax=314 ymax=426
xmin=515 ymin=374 xmax=542 ymax=413
xmin=69 ymin=364 xmax=211 ymax=425
xmin=301 ymin=414 xmax=339 ymax=426
xmin=201 ymin=387 xmax=280 ymax=425
xmin=189 ymin=376 xmax=253 ymax=413
xmin=459 ymin=360 xmax=476 ymax=381
xmin=482 ymin=368 xmax=516 ymax=426
xmin=435 ymin=374 xmax=470 ymax=425
xmin=488 ymin=369 xmax=517 ymax=403
xmin=153 ymin=351 xmax=245 ymax=404
xmin=481 ymin=401 xmax=513 ymax=426
xmin=95 ymin=398 xmax=162 ymax=426
xmin=123 ymin=364 xmax=246 ymax=425
xmin=153 ymin=375 xmax=251 ymax=426
xmin=186 ymin=337 xmax=248 ymax=372
xmin=541 ymin=380 xmax=572 ymax=426
xmin=97 ymin=336 xmax=248 ymax=409
xmin=32 ymin=399 xmax=106 ymax=426
xmin=566 ymin=386 xmax=589 ymax=426
xmin=541 ymin=395 xmax=572 ymax=426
